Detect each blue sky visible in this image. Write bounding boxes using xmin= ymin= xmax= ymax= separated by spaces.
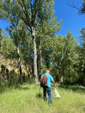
xmin=54 ymin=0 xmax=85 ymax=43
xmin=0 ymin=0 xmax=85 ymax=44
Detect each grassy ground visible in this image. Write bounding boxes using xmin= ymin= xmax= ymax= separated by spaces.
xmin=0 ymin=83 xmax=85 ymax=113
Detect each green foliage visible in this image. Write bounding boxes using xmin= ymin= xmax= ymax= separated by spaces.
xmin=36 ymin=0 xmax=62 ymax=75
xmin=8 ymin=70 xmax=18 ymax=85
xmin=79 ymin=27 xmax=85 ymax=42
xmin=0 ymin=68 xmax=18 ymax=88
xmin=1 ymin=32 xmax=16 ymax=58
xmin=0 ymin=29 xmax=3 ymax=54
xmin=61 ymin=30 xmax=79 ymax=83
xmin=81 ymin=0 xmax=85 ymax=14
xmin=48 ymin=30 xmax=79 ymax=83
xmin=77 ymin=72 xmax=85 ymax=86
xmin=77 ymin=28 xmax=85 ymax=86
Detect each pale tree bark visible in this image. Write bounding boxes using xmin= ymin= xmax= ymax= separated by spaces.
xmin=40 ymin=49 xmax=43 ymax=75
xmin=61 ymin=67 xmax=64 ymax=83
xmin=26 ymin=65 xmax=29 ymax=79
xmin=32 ymin=26 xmax=38 ymax=84
xmin=61 ymin=76 xmax=64 ymax=83
xmin=40 ymin=39 xmax=43 ymax=75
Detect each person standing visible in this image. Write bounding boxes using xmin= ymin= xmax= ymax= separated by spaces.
xmin=40 ymin=70 xmax=56 ymax=105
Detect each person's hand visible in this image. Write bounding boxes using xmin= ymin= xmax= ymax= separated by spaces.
xmin=53 ymin=80 xmax=56 ymax=88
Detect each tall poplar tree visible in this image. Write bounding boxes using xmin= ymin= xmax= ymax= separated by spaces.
xmin=0 ymin=0 xmax=38 ymax=83
xmin=6 ymin=20 xmax=25 ymax=81
xmin=79 ymin=28 xmax=85 ymax=70
xmin=51 ymin=35 xmax=65 ymax=82
xmin=36 ymin=0 xmax=62 ymax=75
xmin=60 ymin=30 xmax=79 ymax=83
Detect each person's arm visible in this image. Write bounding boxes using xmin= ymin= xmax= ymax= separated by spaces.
xmin=53 ymin=80 xmax=56 ymax=87
xmin=40 ymin=74 xmax=43 ymax=85
xmin=40 ymin=74 xmax=43 ymax=81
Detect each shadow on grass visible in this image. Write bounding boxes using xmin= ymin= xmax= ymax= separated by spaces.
xmin=15 ymin=85 xmax=30 ymax=90
xmin=0 ymin=84 xmax=30 ymax=93
xmin=36 ymin=93 xmax=42 ymax=98
xmin=58 ymin=83 xmax=85 ymax=93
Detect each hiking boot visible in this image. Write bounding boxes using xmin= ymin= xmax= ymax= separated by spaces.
xmin=48 ymin=103 xmax=51 ymax=106
xmin=43 ymin=97 xmax=47 ymax=101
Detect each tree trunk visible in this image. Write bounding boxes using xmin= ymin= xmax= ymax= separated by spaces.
xmin=31 ymin=26 xmax=38 ymax=84
xmin=56 ymin=62 xmax=59 ymax=82
xmin=26 ymin=65 xmax=29 ymax=79
xmin=17 ymin=44 xmax=22 ymax=81
xmin=61 ymin=76 xmax=63 ymax=83
xmin=40 ymin=49 xmax=43 ymax=75
xmin=40 ymin=39 xmax=43 ymax=75
xmin=61 ymin=67 xmax=64 ymax=83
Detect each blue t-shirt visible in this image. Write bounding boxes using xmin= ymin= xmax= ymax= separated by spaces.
xmin=41 ymin=73 xmax=54 ymax=87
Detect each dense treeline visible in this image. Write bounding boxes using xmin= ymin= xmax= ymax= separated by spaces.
xmin=0 ymin=0 xmax=85 ymax=86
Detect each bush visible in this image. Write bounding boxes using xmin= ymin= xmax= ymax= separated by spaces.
xmin=77 ymin=72 xmax=85 ymax=86
xmin=8 ymin=70 xmax=18 ymax=86
xmin=28 ymin=77 xmax=34 ymax=84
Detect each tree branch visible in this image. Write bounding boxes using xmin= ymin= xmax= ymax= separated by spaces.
xmin=67 ymin=2 xmax=83 ymax=15
xmin=22 ymin=0 xmax=31 ymax=28
xmin=17 ymin=14 xmax=31 ymax=32
xmin=33 ymin=0 xmax=37 ymax=25
xmin=30 ymin=0 xmax=33 ymax=26
xmin=17 ymin=0 xmax=31 ymax=28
